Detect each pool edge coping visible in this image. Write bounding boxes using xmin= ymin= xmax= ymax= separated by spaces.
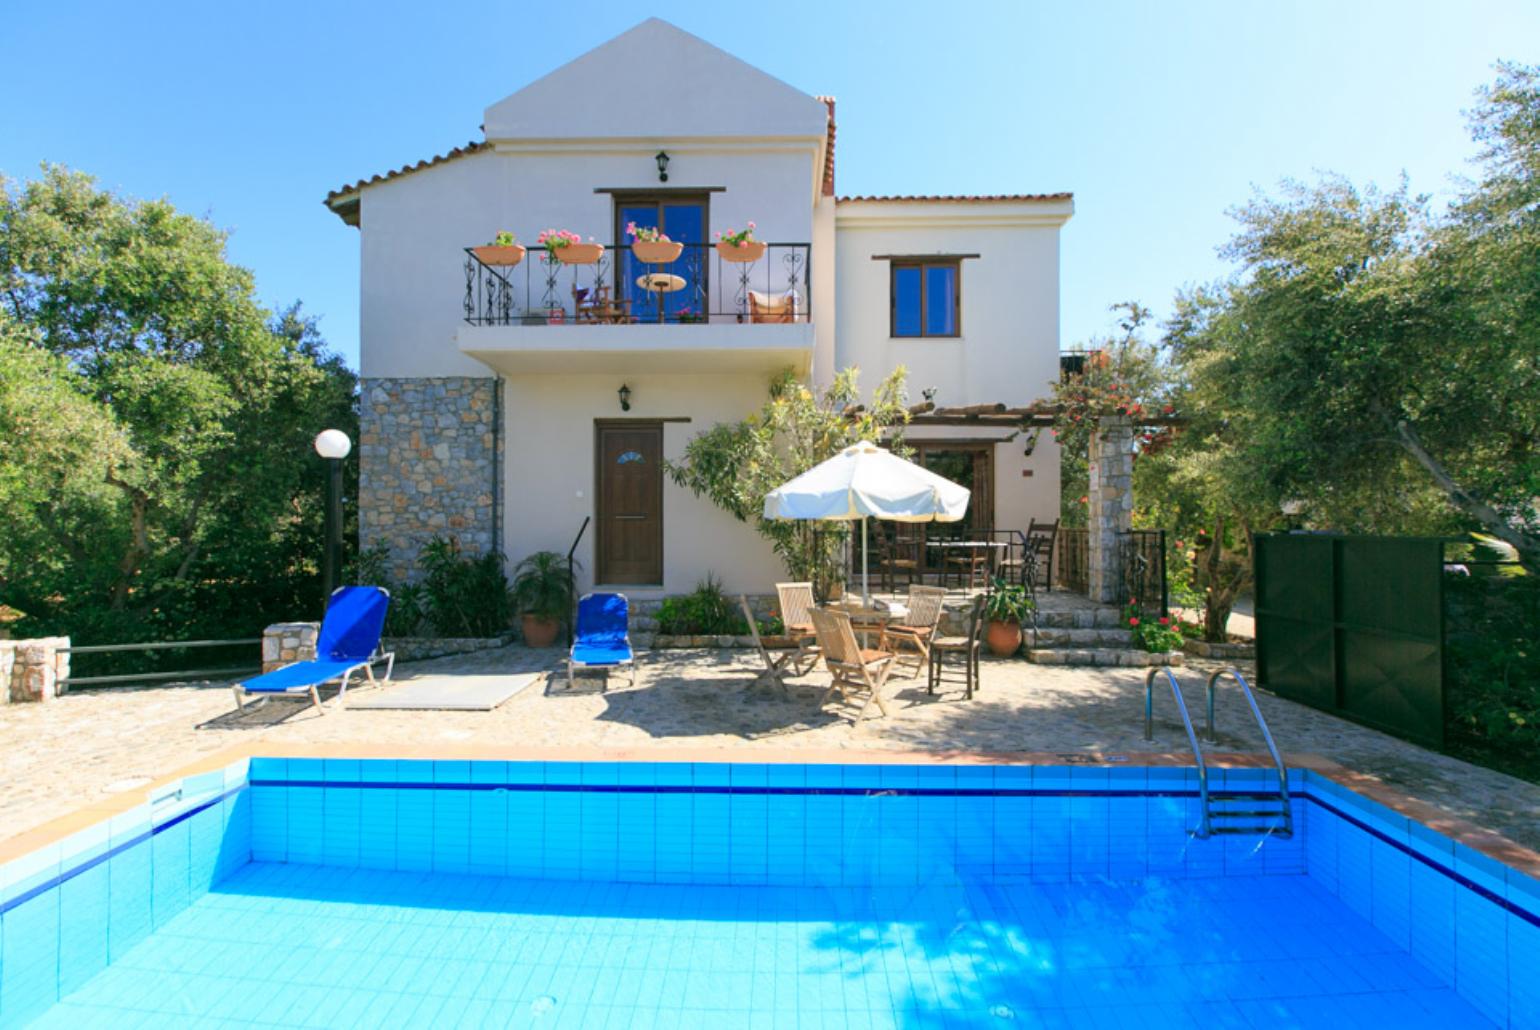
xmin=3 ymin=741 xmax=1538 ymax=881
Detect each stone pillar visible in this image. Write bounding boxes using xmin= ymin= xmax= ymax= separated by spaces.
xmin=358 ymin=377 xmax=501 ymax=583
xmin=262 ymin=622 xmax=319 ymax=673
xmin=1 ymin=636 xmax=70 ymax=702
xmin=1087 ymin=416 xmax=1134 ymax=603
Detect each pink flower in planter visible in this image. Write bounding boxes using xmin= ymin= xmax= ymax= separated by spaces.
xmin=1129 ymin=617 xmax=1140 ymax=627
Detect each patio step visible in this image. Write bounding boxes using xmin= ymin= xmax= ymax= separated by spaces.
xmin=1030 ymin=627 xmax=1136 ymax=647
xmin=1033 ymin=608 xmax=1131 ymax=630
xmin=1025 ymin=647 xmax=1184 ymax=668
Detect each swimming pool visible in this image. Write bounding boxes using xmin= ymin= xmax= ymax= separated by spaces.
xmin=1 ymin=757 xmax=1535 ymax=1027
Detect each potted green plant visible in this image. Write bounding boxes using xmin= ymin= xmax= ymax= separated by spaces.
xmin=715 ymin=222 xmax=765 ymax=263
xmin=473 ymin=231 xmax=526 ymax=267
xmin=538 ymin=229 xmax=605 ymax=265
xmin=511 ymin=550 xmax=576 ymax=648
xmin=982 ymin=578 xmax=1035 ymax=656
xmin=627 ymin=222 xmax=683 ymax=264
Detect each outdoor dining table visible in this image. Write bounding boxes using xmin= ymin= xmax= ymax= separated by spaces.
xmin=636 ymin=272 xmax=686 ymax=324
xmin=824 ymin=599 xmax=910 ymax=647
xmin=927 ymin=539 xmax=1007 ymax=588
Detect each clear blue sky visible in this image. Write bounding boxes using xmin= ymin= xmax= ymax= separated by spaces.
xmin=2 ymin=1 xmax=1529 ymax=369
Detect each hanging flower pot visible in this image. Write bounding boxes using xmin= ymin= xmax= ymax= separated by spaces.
xmin=716 ymin=239 xmax=766 ymax=263
xmin=554 ymin=242 xmax=605 ymax=265
xmin=538 ymin=230 xmax=605 ymax=266
xmin=473 ymin=232 xmax=525 ymax=267
xmin=633 ymin=239 xmax=684 ymax=264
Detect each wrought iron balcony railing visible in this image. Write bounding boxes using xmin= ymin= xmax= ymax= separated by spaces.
xmin=463 ymin=242 xmax=811 ymax=327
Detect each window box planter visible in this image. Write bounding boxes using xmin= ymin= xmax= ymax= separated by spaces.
xmin=552 ymin=243 xmax=605 ymax=265
xmin=716 ymin=240 xmax=766 ymax=263
xmin=633 ymin=240 xmax=684 ymax=264
xmin=472 ymin=244 xmax=526 ymax=267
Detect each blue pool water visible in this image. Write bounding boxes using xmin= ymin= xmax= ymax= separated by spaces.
xmin=2 ymin=759 xmax=1536 ymax=1028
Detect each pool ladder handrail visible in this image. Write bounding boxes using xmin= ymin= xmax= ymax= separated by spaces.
xmin=1205 ymin=666 xmax=1294 ymax=838
xmin=1144 ymin=667 xmax=1212 ymax=839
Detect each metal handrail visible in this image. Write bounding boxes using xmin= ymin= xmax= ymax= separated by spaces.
xmin=60 ymin=638 xmax=260 ymax=655
xmin=564 ymin=516 xmax=591 ymax=647
xmin=58 ymin=637 xmax=263 ymax=688
xmin=1206 ymin=666 xmax=1292 ymax=816
xmin=1145 ymin=667 xmax=1211 ymax=838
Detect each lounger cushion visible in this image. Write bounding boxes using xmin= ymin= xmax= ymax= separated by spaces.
xmin=238 ymin=659 xmax=366 ymax=694
xmin=572 ymin=637 xmax=632 ymax=666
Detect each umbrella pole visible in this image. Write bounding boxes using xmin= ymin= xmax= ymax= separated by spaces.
xmin=862 ymin=516 xmax=870 ymax=605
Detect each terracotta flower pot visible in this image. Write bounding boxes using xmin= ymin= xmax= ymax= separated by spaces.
xmin=521 ymin=614 xmax=560 ymax=648
xmin=985 ymin=619 xmax=1023 ymax=657
xmin=632 ymin=240 xmax=684 ymax=264
xmin=716 ymin=239 xmax=766 ymax=263
xmin=553 ymin=243 xmax=605 ymax=265
xmin=472 ymin=244 xmax=526 ymax=267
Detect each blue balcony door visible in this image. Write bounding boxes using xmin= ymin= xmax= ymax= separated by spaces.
xmin=616 ymin=198 xmax=707 ymax=324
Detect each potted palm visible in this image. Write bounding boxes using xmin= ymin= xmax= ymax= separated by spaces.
xmin=511 ymin=550 xmax=576 ymax=648
xmin=473 ymin=231 xmax=526 ymax=267
xmin=715 ymin=222 xmax=766 ymax=263
xmin=627 ymin=222 xmax=683 ymax=264
xmin=538 ymin=229 xmax=605 ymax=265
xmin=982 ymin=578 xmax=1035 ymax=657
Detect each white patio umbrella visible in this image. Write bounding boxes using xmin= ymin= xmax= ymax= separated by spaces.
xmin=763 ymin=440 xmax=971 ymax=603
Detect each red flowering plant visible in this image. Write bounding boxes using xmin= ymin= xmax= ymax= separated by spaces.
xmin=1122 ymin=597 xmax=1184 ymax=654
xmin=1051 ymin=302 xmax=1177 ymax=527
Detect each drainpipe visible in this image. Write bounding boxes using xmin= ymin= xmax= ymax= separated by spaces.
xmin=491 ymin=374 xmax=504 ymax=558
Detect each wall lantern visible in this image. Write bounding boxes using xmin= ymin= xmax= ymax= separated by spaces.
xmin=655 ymin=151 xmax=669 ymax=182
xmin=618 ymin=383 xmax=632 ymax=411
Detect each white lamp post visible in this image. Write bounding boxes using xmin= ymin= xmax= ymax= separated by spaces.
xmin=314 ymin=430 xmax=352 ymax=606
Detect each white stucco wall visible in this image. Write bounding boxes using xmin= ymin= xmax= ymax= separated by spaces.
xmin=500 ymin=372 xmax=785 ymax=596
xmin=358 ymin=144 xmax=827 ymax=381
xmin=832 ymin=198 xmax=1073 ymax=532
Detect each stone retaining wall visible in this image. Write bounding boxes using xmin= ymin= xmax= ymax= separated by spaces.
xmin=1183 ymin=639 xmax=1256 ymax=660
xmin=358 ymin=376 xmax=501 ymax=583
xmin=260 ymin=622 xmax=515 ymax=671
xmin=0 ymin=637 xmax=71 ymax=702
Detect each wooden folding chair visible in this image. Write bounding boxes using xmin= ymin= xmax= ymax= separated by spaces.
xmin=810 ymin=607 xmax=893 ymax=720
xmin=881 ymin=584 xmax=948 ymax=678
xmin=927 ymin=594 xmax=987 ymax=699
xmin=740 ymin=595 xmax=793 ymax=693
xmin=775 ymin=581 xmax=821 ymax=676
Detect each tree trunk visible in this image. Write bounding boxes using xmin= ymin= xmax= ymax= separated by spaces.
xmin=1389 ymin=414 xmax=1540 ymax=573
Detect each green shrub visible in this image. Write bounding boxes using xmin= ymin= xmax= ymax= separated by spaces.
xmin=656 ymin=574 xmax=749 ymax=635
xmin=982 ymin=578 xmax=1035 ymax=624
xmin=1123 ymin=598 xmax=1184 ymax=653
xmin=1445 ymin=572 xmax=1539 ymax=757
xmin=344 ymin=544 xmax=424 ymax=637
xmin=419 ymin=538 xmax=512 ymax=637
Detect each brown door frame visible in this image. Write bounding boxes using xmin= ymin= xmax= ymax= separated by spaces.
xmin=594 ymin=419 xmax=665 ymax=586
xmin=906 ymin=440 xmax=996 ymax=572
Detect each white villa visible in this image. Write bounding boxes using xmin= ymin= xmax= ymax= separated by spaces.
xmin=325 ymin=18 xmax=1073 ymax=597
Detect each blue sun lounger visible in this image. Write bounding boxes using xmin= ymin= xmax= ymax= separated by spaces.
xmin=232 ymin=586 xmax=395 ymax=714
xmin=567 ymin=592 xmax=636 ymax=690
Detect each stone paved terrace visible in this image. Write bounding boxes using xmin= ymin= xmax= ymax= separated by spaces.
xmin=3 ymin=643 xmax=1538 ymax=857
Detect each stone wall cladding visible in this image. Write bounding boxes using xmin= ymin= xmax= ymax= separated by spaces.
xmin=1087 ymin=417 xmax=1134 ymax=604
xmin=261 ymin=622 xmax=319 ymax=674
xmin=1 ymin=637 xmax=70 ymax=702
xmin=359 ymin=376 xmax=501 ymax=582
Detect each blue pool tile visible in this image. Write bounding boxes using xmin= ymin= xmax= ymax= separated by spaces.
xmin=358 ymin=758 xmax=398 ymax=782
xmin=285 ymin=757 xmax=324 ymax=782
xmin=396 ymin=759 xmax=436 ymax=784
xmin=1454 ymin=882 xmax=1510 ymax=1026
xmin=247 ymin=756 xmax=285 ymax=780
xmin=323 ymin=757 xmax=362 ymax=782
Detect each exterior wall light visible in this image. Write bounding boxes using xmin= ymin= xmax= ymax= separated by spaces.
xmin=655 ymin=151 xmax=669 ymax=182
xmin=618 ymin=384 xmax=632 ymax=411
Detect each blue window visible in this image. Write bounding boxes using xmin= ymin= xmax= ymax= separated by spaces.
xmin=891 ymin=261 xmax=960 ymax=337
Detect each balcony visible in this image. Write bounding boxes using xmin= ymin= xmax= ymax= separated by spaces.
xmin=457 ymin=242 xmax=814 ymax=374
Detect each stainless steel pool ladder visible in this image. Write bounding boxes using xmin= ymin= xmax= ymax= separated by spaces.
xmin=1144 ymin=666 xmax=1293 ymax=839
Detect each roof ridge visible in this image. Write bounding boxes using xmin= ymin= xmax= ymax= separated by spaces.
xmin=836 ymin=192 xmax=1072 ymax=203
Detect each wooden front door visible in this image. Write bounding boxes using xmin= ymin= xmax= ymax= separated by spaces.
xmin=596 ymin=422 xmax=663 ymax=585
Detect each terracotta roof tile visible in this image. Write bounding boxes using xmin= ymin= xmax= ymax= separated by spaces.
xmin=836 ymin=192 xmax=1072 ymax=203
xmin=816 ymin=96 xmax=836 ymax=197
xmin=323 ymin=139 xmax=488 ymax=216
